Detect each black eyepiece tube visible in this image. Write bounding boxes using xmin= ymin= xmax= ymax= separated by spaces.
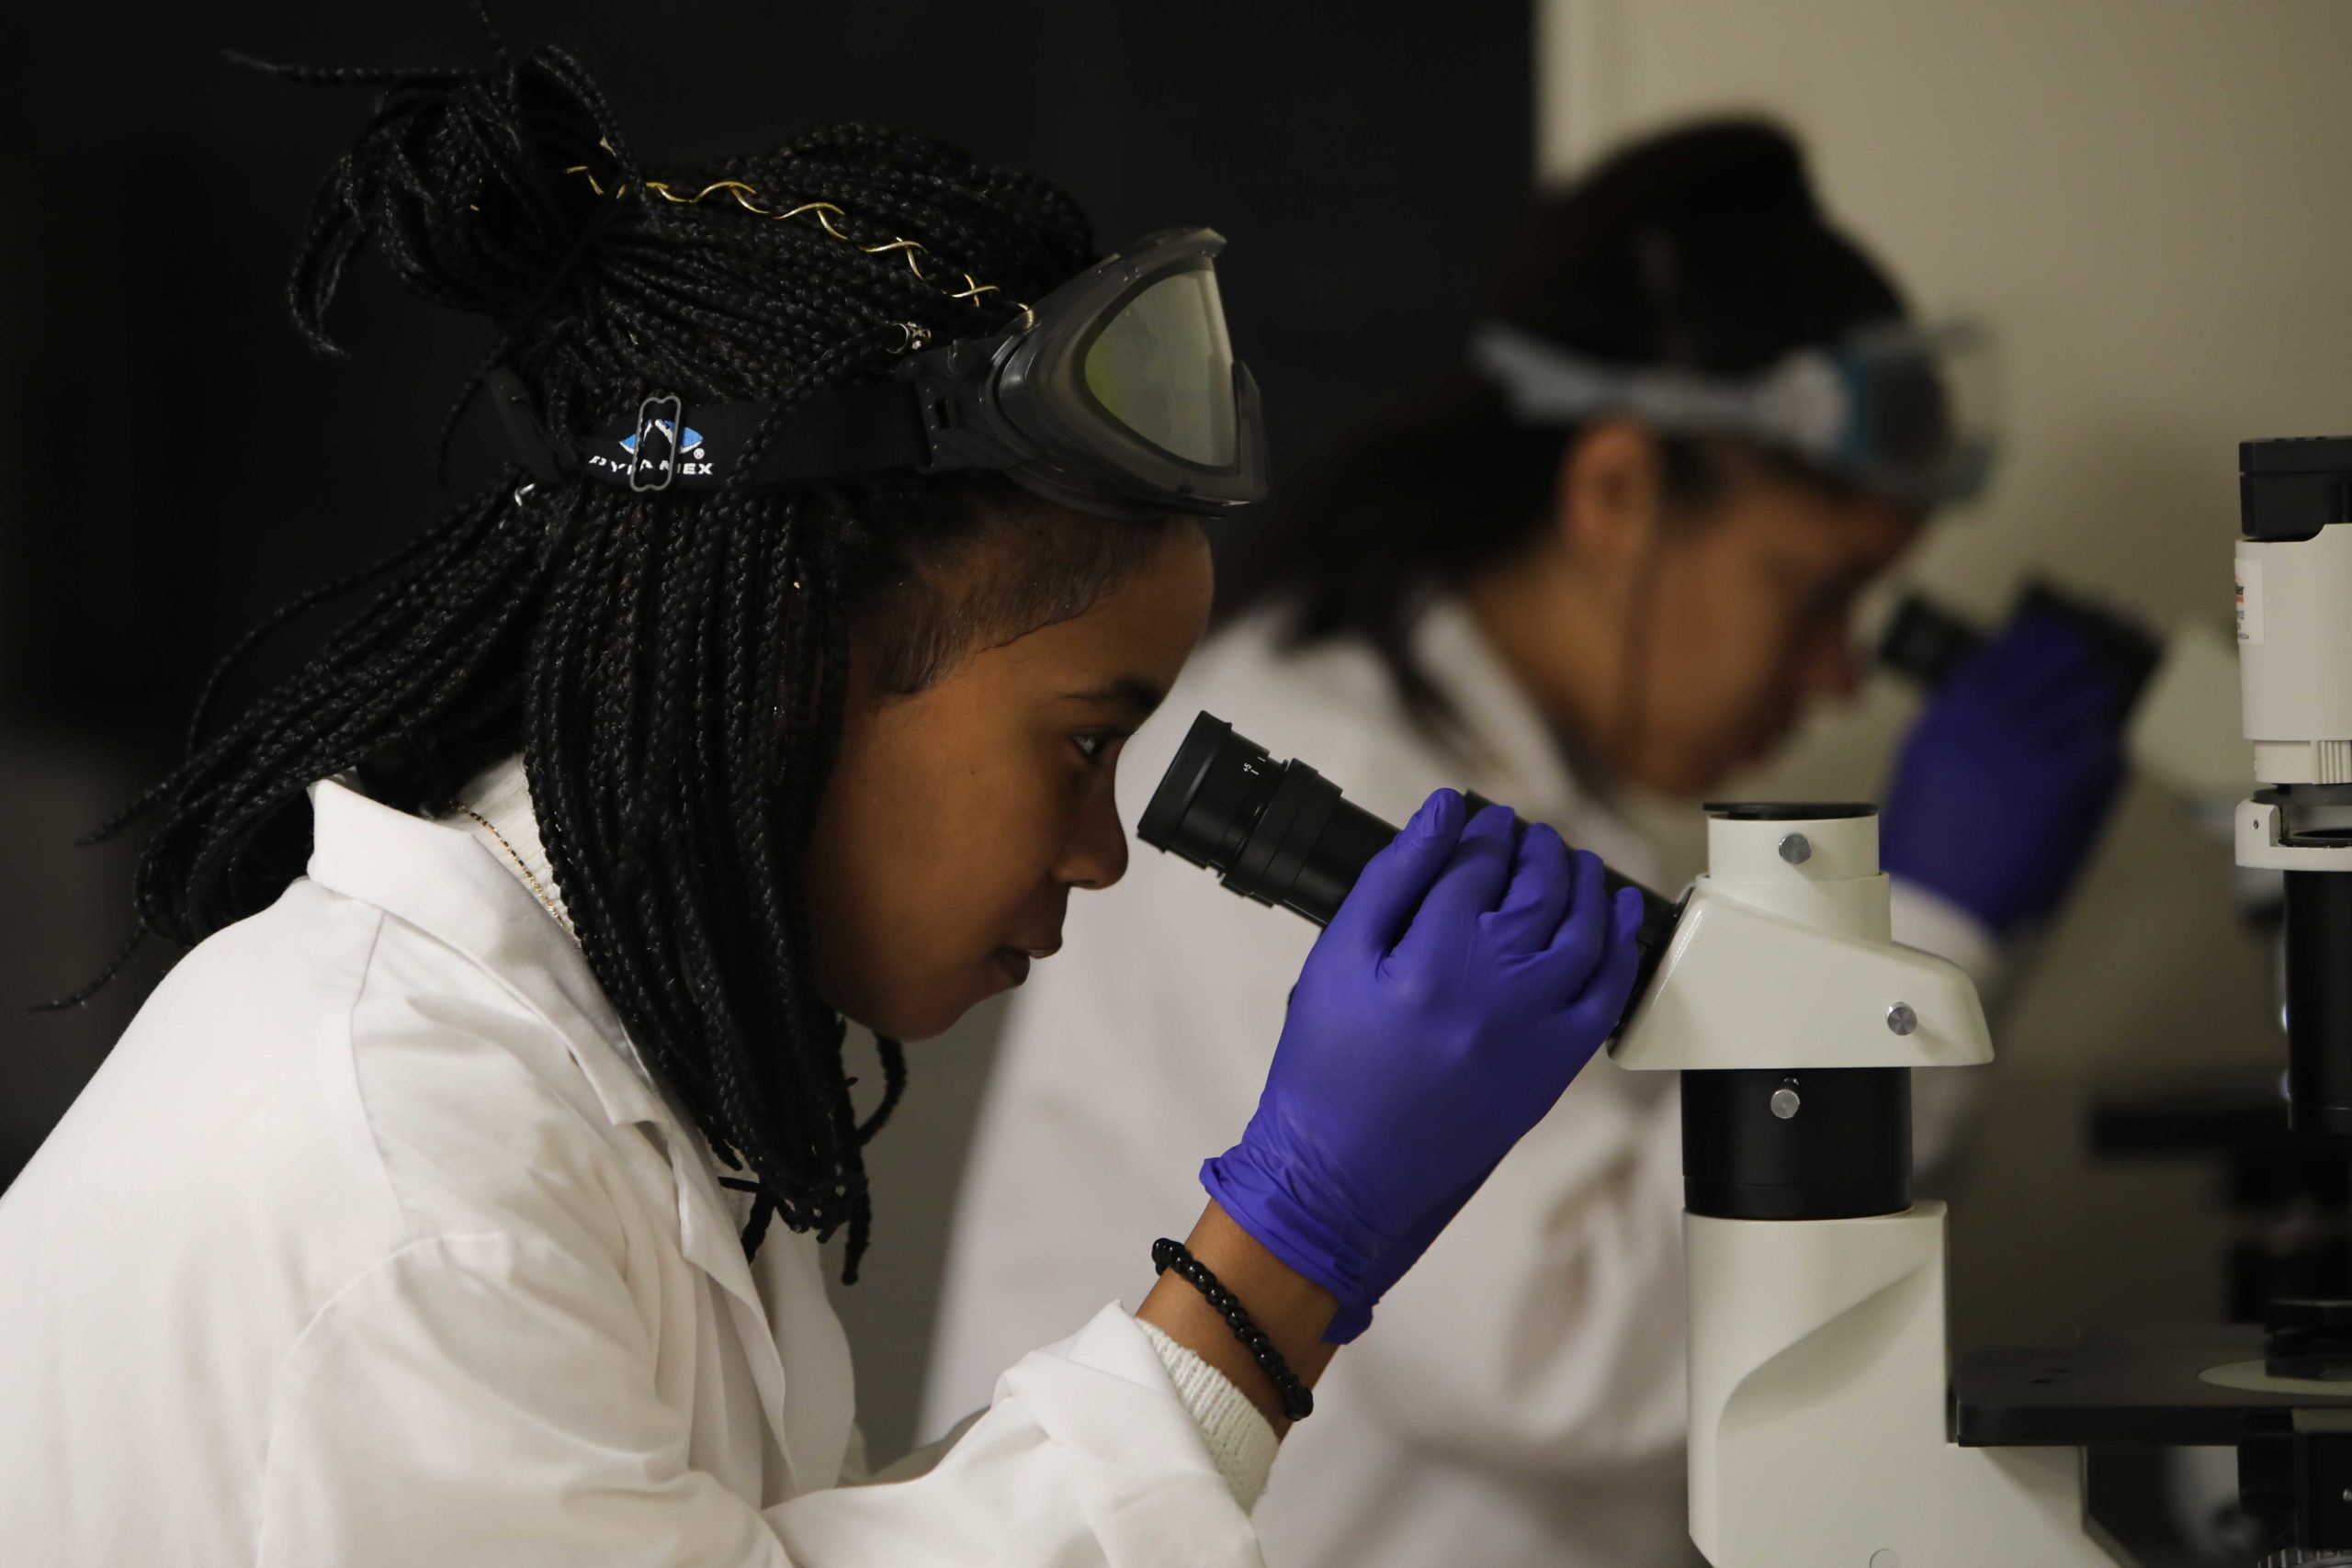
xmin=1139 ymin=712 xmax=1682 ymax=992
xmin=1876 ymin=583 xmax=2162 ymax=716
xmin=1876 ymin=594 xmax=1984 ymax=689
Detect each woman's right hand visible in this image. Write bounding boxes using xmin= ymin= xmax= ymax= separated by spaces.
xmin=1200 ymin=789 xmax=1645 ymax=1342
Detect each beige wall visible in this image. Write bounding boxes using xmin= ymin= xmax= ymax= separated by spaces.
xmin=1543 ymin=0 xmax=2352 ymax=1345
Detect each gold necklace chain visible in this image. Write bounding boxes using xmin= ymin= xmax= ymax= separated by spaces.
xmin=455 ymin=804 xmax=567 ymax=927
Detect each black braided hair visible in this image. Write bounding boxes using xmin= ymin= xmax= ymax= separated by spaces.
xmin=73 ymin=45 xmax=1177 ymax=1282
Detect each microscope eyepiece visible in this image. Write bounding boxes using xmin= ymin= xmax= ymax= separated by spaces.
xmin=1138 ymin=713 xmax=1400 ymax=926
xmin=1140 ymin=711 xmax=1682 ymax=994
xmin=1875 ymin=582 xmax=2161 ymax=719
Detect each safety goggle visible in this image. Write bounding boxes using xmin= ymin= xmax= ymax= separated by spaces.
xmin=490 ymin=228 xmax=1268 ymax=520
xmin=1468 ymin=319 xmax=1997 ymax=508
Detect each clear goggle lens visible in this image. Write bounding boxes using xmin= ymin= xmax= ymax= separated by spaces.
xmin=1820 ymin=322 xmax=1997 ymax=506
xmin=1083 ymin=267 xmax=1238 ymax=468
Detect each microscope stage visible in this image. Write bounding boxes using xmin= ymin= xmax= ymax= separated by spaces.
xmin=1954 ymin=1325 xmax=2352 ymax=1445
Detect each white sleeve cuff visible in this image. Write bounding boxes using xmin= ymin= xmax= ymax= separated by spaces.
xmin=1136 ymin=1319 xmax=1279 ymax=1511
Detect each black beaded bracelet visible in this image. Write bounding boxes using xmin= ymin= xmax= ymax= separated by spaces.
xmin=1151 ymin=1236 xmax=1315 ymax=1422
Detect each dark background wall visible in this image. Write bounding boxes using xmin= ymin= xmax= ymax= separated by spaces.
xmin=0 ymin=2 xmax=1532 ymax=1459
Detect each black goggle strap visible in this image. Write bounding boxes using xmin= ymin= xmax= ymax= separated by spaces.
xmin=486 ymin=367 xmax=950 ymax=495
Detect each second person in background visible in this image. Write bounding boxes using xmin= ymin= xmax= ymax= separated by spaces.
xmin=929 ymin=120 xmax=2130 ymax=1567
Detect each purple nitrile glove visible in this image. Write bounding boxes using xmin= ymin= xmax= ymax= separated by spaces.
xmin=1203 ymin=791 xmax=1645 ymax=1343
xmin=1880 ymin=598 xmax=2132 ymax=936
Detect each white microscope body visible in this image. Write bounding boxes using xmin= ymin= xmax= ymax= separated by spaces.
xmin=1611 ymin=807 xmax=2130 ymax=1567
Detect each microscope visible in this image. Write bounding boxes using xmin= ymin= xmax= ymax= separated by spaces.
xmin=1141 ymin=436 xmax=2352 ymax=1565
xmin=1600 ymin=429 xmax=2352 ymax=1564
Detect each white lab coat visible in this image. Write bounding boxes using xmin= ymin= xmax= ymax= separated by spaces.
xmin=926 ymin=599 xmax=1995 ymax=1568
xmin=0 ymin=777 xmax=1259 ymax=1566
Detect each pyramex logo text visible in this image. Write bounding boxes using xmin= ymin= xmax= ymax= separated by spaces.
xmin=585 ymin=420 xmax=717 ymax=479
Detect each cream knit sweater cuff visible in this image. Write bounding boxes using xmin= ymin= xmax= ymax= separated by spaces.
xmin=1136 ymin=1318 xmax=1280 ymax=1512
